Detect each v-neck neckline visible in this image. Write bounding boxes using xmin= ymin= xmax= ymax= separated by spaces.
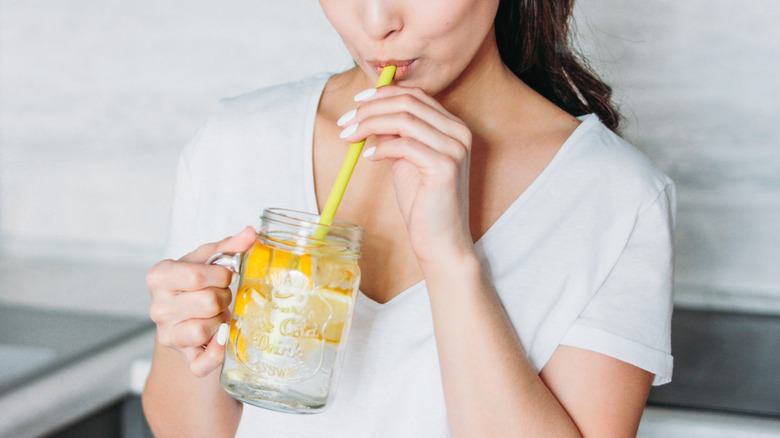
xmin=299 ymin=73 xmax=599 ymax=310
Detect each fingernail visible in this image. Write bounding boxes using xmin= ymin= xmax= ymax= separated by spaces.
xmin=339 ymin=123 xmax=359 ymax=139
xmin=336 ymin=109 xmax=357 ymax=127
xmin=216 ymin=323 xmax=229 ymax=346
xmin=362 ymin=146 xmax=376 ymax=158
xmin=354 ymin=88 xmax=377 ymax=101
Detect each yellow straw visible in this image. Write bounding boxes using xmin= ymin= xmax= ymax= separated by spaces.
xmin=314 ymin=66 xmax=396 ymax=239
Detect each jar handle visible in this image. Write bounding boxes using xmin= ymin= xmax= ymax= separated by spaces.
xmin=206 ymin=252 xmax=242 ymax=285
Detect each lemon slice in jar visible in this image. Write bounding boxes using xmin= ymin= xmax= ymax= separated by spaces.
xmin=306 ymin=289 xmax=354 ymax=343
xmin=244 ymin=241 xmax=271 ymax=279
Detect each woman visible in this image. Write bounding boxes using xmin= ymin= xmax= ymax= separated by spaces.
xmin=143 ymin=0 xmax=674 ymax=436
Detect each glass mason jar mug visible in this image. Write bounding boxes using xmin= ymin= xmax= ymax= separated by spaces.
xmin=208 ymin=208 xmax=363 ymax=414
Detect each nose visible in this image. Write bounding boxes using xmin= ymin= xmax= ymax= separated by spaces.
xmin=361 ymin=0 xmax=403 ymax=40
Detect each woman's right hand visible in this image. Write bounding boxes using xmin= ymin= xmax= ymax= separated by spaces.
xmin=146 ymin=226 xmax=257 ymax=377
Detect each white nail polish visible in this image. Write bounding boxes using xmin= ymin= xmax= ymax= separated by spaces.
xmin=337 ymin=109 xmax=357 ymax=127
xmin=362 ymin=146 xmax=376 ymax=158
xmin=216 ymin=323 xmax=229 ymax=346
xmin=354 ymin=88 xmax=377 ymax=101
xmin=339 ymin=123 xmax=359 ymax=139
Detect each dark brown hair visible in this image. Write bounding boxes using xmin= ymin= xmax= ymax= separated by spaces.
xmin=495 ymin=0 xmax=621 ymax=131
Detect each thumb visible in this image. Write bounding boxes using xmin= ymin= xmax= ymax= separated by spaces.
xmin=182 ymin=226 xmax=257 ymax=263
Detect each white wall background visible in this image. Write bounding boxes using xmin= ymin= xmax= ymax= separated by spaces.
xmin=575 ymin=0 xmax=780 ymax=311
xmin=1 ymin=1 xmax=779 ymax=312
xmin=0 ymin=0 xmax=353 ymax=261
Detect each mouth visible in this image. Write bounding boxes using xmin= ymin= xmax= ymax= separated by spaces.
xmin=367 ymin=59 xmax=417 ymax=80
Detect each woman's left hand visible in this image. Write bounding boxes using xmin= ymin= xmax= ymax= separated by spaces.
xmin=338 ymin=85 xmax=474 ymax=265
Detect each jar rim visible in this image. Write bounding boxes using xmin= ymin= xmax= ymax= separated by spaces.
xmin=260 ymin=208 xmax=363 ymax=257
xmin=263 ymin=208 xmax=363 ymax=234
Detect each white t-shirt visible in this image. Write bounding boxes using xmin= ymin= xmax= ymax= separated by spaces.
xmin=165 ymin=73 xmax=675 ymax=437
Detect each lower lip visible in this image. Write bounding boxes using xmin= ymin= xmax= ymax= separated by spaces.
xmin=372 ymin=60 xmax=416 ymax=80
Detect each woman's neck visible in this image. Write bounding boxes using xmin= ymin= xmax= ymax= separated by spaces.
xmin=433 ymin=29 xmax=539 ymax=146
xmin=436 ymin=31 xmax=517 ymax=109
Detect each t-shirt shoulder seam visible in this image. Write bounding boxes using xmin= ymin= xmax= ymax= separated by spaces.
xmin=637 ymin=180 xmax=675 ymax=217
xmin=577 ymin=117 xmax=673 ymax=192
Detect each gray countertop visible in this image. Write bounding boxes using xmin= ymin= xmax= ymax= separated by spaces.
xmin=0 ymin=329 xmax=154 ymax=437
xmin=0 ymin=305 xmax=151 ymax=394
xmin=638 ymin=406 xmax=780 ymax=437
xmin=0 ymin=254 xmax=155 ymax=437
xmin=648 ymin=308 xmax=780 ymax=417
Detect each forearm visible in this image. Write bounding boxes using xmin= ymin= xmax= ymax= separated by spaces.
xmin=422 ymin=253 xmax=582 ymax=437
xmin=142 ymin=338 xmax=242 ymax=438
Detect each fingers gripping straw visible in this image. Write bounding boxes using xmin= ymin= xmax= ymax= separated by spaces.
xmin=314 ymin=65 xmax=396 ymax=240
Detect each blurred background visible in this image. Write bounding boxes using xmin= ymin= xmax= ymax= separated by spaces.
xmin=1 ymin=0 xmax=778 ymax=436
